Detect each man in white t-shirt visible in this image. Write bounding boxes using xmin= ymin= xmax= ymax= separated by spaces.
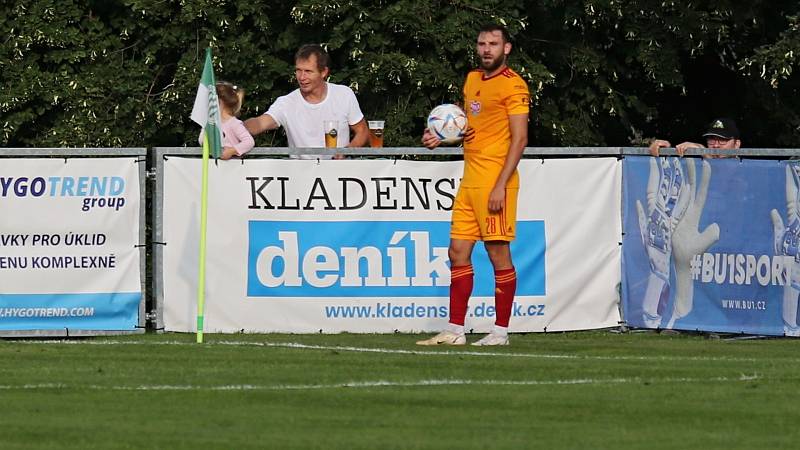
xmin=244 ymin=44 xmax=369 ymax=159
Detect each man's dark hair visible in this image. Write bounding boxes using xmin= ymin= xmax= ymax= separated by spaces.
xmin=479 ymin=23 xmax=511 ymax=44
xmin=294 ymin=44 xmax=331 ymax=71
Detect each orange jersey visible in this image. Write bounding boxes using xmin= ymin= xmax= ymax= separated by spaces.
xmin=462 ymin=67 xmax=530 ymax=187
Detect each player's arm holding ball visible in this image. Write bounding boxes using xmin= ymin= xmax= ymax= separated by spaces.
xmin=421 ymin=127 xmax=441 ymax=150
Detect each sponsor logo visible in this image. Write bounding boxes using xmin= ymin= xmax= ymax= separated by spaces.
xmin=470 ymin=100 xmax=481 ymax=115
xmin=0 ymin=176 xmax=127 ymax=212
xmin=691 ymin=252 xmax=791 ymax=286
xmin=247 ymin=220 xmax=546 ymax=297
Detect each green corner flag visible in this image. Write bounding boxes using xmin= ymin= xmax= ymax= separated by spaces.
xmin=190 ymin=48 xmax=223 ymax=159
xmin=189 ymin=48 xmax=222 ymax=343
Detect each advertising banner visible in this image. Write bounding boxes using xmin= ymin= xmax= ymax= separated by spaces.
xmin=163 ymin=157 xmax=621 ymax=333
xmin=623 ymin=156 xmax=797 ymax=336
xmin=0 ymin=158 xmax=142 ymax=330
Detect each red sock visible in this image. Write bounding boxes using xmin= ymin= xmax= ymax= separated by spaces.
xmin=449 ymin=265 xmax=474 ymax=326
xmin=494 ymin=267 xmax=516 ymax=327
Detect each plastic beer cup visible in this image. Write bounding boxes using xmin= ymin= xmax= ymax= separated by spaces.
xmin=323 ymin=120 xmax=338 ymax=148
xmin=368 ymin=120 xmax=385 ymax=148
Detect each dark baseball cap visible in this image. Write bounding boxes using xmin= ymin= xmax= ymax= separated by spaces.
xmin=702 ymin=118 xmax=740 ymax=139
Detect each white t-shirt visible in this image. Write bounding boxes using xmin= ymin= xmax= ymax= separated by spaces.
xmin=265 ymin=82 xmax=364 ymax=159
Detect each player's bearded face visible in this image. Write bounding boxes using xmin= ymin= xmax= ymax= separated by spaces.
xmin=480 ymin=51 xmax=505 ymax=72
xmin=477 ymin=31 xmax=510 ymax=73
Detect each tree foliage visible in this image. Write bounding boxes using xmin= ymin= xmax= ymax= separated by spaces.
xmin=1 ymin=0 xmax=798 ymax=148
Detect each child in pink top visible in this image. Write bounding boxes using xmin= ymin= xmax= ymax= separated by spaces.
xmin=198 ymin=82 xmax=255 ymax=159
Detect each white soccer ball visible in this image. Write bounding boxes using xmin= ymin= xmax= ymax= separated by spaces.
xmin=427 ymin=103 xmax=467 ymax=144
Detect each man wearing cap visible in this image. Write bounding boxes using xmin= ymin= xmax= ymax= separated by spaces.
xmin=649 ymin=118 xmax=741 ymax=157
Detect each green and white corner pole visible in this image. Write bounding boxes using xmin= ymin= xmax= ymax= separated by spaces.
xmin=191 ymin=47 xmax=221 ymax=344
xmin=196 ymin=133 xmax=211 ymax=343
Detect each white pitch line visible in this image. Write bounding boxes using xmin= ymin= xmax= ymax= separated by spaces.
xmin=8 ymin=339 xmax=760 ymax=363
xmin=248 ymin=341 xmax=761 ymax=363
xmin=0 ymin=374 xmax=762 ymax=392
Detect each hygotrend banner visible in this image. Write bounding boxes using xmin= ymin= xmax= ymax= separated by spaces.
xmin=623 ymin=156 xmax=799 ymax=336
xmin=163 ymin=158 xmax=621 ymax=333
xmin=0 ymin=158 xmax=142 ymax=331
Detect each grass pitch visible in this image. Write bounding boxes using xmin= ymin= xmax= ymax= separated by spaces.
xmin=1 ymin=330 xmax=799 ymax=449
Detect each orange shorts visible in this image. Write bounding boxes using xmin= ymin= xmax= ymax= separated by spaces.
xmin=450 ymin=187 xmax=518 ymax=242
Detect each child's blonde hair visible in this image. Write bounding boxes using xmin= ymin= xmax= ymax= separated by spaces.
xmin=216 ymin=81 xmax=244 ymax=116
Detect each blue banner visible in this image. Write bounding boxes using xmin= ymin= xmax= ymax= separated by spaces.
xmin=247 ymin=220 xmax=546 ymax=298
xmin=0 ymin=293 xmax=140 ymax=330
xmin=622 ymin=156 xmax=800 ymax=336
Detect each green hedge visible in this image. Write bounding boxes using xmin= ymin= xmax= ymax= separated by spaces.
xmin=1 ymin=0 xmax=798 ymax=148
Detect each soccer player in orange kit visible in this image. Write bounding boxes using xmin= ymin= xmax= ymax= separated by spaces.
xmin=418 ymin=24 xmax=530 ymax=346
